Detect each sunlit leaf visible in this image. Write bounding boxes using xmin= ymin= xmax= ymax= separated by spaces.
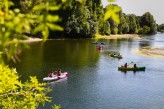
xmin=104 ymin=4 xmax=121 ymax=24
xmin=42 ymin=27 xmax=49 ymax=41
xmin=108 ymin=0 xmax=115 ymax=2
xmin=47 ymin=15 xmax=60 ymax=22
xmin=33 ymin=4 xmax=46 ymax=11
xmin=47 ymin=23 xmax=63 ymax=31
xmin=76 ymin=0 xmax=84 ymax=4
xmin=33 ymin=24 xmax=45 ymax=33
xmin=49 ymin=6 xmax=60 ymax=11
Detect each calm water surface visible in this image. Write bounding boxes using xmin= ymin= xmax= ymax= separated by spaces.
xmin=11 ymin=33 xmax=164 ymax=109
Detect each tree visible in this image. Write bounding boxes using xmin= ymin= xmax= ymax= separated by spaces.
xmin=126 ymin=14 xmax=138 ymax=34
xmin=140 ymin=12 xmax=157 ymax=34
xmin=157 ymin=24 xmax=164 ymax=32
xmin=118 ymin=12 xmax=129 ymax=34
xmin=0 ymin=0 xmax=63 ymax=109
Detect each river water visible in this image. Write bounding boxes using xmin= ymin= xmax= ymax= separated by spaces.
xmin=12 ymin=33 xmax=164 ymax=109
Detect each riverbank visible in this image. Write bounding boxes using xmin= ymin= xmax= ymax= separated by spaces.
xmin=23 ymin=34 xmax=142 ymax=43
xmin=136 ymin=48 xmax=164 ymax=58
xmin=22 ymin=37 xmax=42 ymax=43
xmin=95 ymin=34 xmax=142 ymax=39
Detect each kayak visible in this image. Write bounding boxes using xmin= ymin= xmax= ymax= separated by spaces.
xmin=43 ymin=72 xmax=69 ymax=81
xmin=92 ymin=42 xmax=106 ymax=45
xmin=92 ymin=42 xmax=99 ymax=44
xmin=97 ymin=46 xmax=104 ymax=50
xmin=118 ymin=66 xmax=146 ymax=71
xmin=99 ymin=42 xmax=106 ymax=45
xmin=110 ymin=54 xmax=123 ymax=59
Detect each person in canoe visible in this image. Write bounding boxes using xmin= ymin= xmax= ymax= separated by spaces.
xmin=48 ymin=71 xmax=54 ymax=77
xmin=134 ymin=64 xmax=137 ymax=68
xmin=57 ymin=69 xmax=62 ymax=76
xmin=124 ymin=63 xmax=128 ymax=68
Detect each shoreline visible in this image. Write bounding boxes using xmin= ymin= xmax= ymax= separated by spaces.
xmin=23 ymin=34 xmax=142 ymax=43
xmin=95 ymin=34 xmax=142 ymax=39
xmin=22 ymin=37 xmax=43 ymax=43
xmin=135 ymin=48 xmax=164 ymax=58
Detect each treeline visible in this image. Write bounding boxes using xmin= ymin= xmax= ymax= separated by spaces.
xmin=157 ymin=24 xmax=164 ymax=32
xmin=50 ymin=0 xmax=158 ymax=38
xmin=12 ymin=0 xmax=159 ymax=38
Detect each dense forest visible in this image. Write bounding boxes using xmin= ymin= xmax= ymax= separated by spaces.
xmin=11 ymin=0 xmax=160 ymax=38
xmin=50 ymin=0 xmax=158 ymax=38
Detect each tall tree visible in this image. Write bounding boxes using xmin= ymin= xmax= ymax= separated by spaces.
xmin=140 ymin=12 xmax=157 ymax=34
xmin=126 ymin=14 xmax=138 ymax=34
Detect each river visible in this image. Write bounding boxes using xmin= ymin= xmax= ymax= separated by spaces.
xmin=11 ymin=33 xmax=164 ymax=109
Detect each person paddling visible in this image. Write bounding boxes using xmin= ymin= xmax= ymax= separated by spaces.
xmin=124 ymin=63 xmax=128 ymax=68
xmin=57 ymin=69 xmax=62 ymax=76
xmin=134 ymin=64 xmax=137 ymax=68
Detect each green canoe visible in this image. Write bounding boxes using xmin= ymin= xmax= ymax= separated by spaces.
xmin=118 ymin=66 xmax=146 ymax=71
xmin=110 ymin=54 xmax=123 ymax=59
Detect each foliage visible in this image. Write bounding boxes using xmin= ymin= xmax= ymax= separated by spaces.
xmin=140 ymin=12 xmax=157 ymax=34
xmin=0 ymin=0 xmax=63 ymax=109
xmin=0 ymin=0 xmax=63 ymax=62
xmin=65 ymin=0 xmax=98 ymax=38
xmin=157 ymin=24 xmax=164 ymax=32
xmin=52 ymin=104 xmax=61 ymax=109
xmin=0 ymin=64 xmax=51 ymax=109
xmin=125 ymin=14 xmax=138 ymax=34
xmin=104 ymin=4 xmax=121 ymax=24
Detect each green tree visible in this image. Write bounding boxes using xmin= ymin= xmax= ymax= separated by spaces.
xmin=0 ymin=0 xmax=63 ymax=109
xmin=157 ymin=24 xmax=164 ymax=32
xmin=118 ymin=12 xmax=129 ymax=34
xmin=126 ymin=14 xmax=138 ymax=34
xmin=140 ymin=12 xmax=157 ymax=34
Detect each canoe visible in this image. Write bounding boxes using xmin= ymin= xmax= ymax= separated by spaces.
xmin=92 ymin=42 xmax=106 ymax=45
xmin=43 ymin=75 xmax=58 ymax=81
xmin=99 ymin=42 xmax=106 ymax=45
xmin=43 ymin=72 xmax=69 ymax=81
xmin=92 ymin=42 xmax=99 ymax=44
xmin=110 ymin=54 xmax=123 ymax=59
xmin=118 ymin=66 xmax=146 ymax=71
xmin=58 ymin=72 xmax=69 ymax=79
xmin=97 ymin=46 xmax=104 ymax=50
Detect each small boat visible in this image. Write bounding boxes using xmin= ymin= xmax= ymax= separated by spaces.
xmin=110 ymin=54 xmax=123 ymax=59
xmin=92 ymin=42 xmax=99 ymax=44
xmin=118 ymin=66 xmax=146 ymax=71
xmin=99 ymin=42 xmax=106 ymax=45
xmin=58 ymin=72 xmax=69 ymax=79
xmin=43 ymin=75 xmax=58 ymax=81
xmin=97 ymin=46 xmax=104 ymax=50
xmin=43 ymin=72 xmax=69 ymax=81
xmin=92 ymin=42 xmax=106 ymax=45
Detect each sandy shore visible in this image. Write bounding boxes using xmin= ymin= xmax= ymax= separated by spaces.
xmin=22 ymin=34 xmax=141 ymax=43
xmin=22 ymin=37 xmax=42 ymax=43
xmin=136 ymin=48 xmax=164 ymax=58
xmin=95 ymin=34 xmax=142 ymax=39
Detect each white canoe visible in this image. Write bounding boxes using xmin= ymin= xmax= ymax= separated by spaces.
xmin=43 ymin=72 xmax=69 ymax=81
xmin=43 ymin=75 xmax=58 ymax=81
xmin=58 ymin=72 xmax=69 ymax=79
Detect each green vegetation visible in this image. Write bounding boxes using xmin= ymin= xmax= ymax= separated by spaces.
xmin=0 ymin=0 xmax=63 ymax=109
xmin=158 ymin=24 xmax=164 ymax=32
xmin=50 ymin=1 xmax=158 ymax=38
xmin=0 ymin=0 xmax=162 ymax=108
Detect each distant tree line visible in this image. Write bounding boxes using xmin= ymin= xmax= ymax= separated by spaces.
xmin=12 ymin=0 xmax=160 ymax=38
xmin=48 ymin=0 xmax=159 ymax=38
xmin=157 ymin=24 xmax=164 ymax=32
